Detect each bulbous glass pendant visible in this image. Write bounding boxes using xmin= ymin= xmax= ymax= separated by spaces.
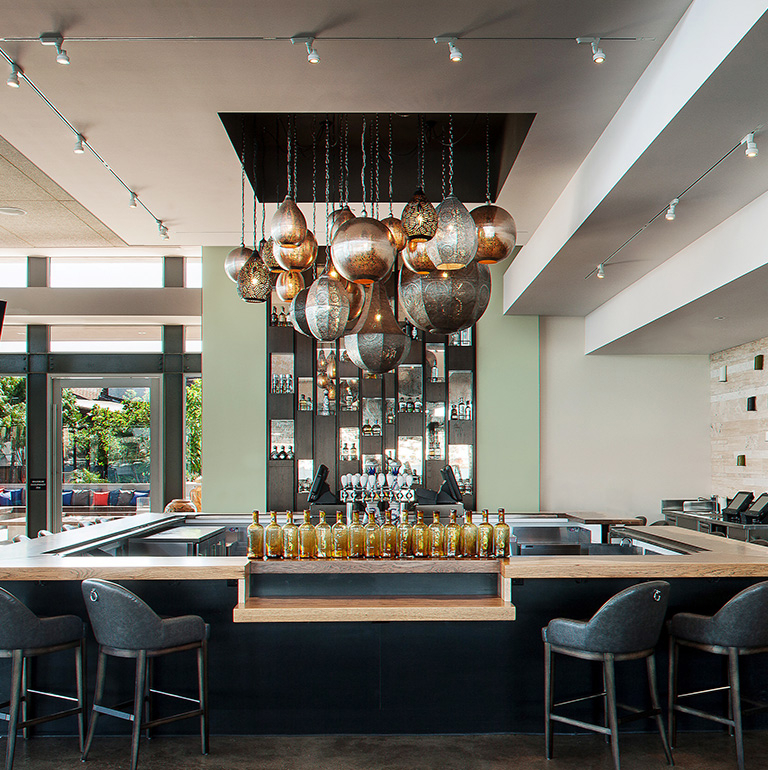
xmin=290 ymin=289 xmax=313 ymax=336
xmin=381 ymin=216 xmax=407 ymax=252
xmin=271 ymin=196 xmax=307 ymax=247
xmin=344 ymin=282 xmax=410 ymax=374
xmin=471 ymin=204 xmax=517 ymax=264
xmin=236 ymin=253 xmax=270 ymax=303
xmin=401 ymin=238 xmax=437 ymax=275
xmin=430 ymin=195 xmax=478 ymax=270
xmin=224 ymin=246 xmax=252 ymax=282
xmin=330 ymin=217 xmax=396 ymax=285
xmin=328 ymin=206 xmax=355 ymax=242
xmin=305 ymin=272 xmax=351 ymax=341
xmin=275 ymin=269 xmax=305 ymax=302
xmin=275 ymin=229 xmax=318 ymax=271
xmin=259 ymin=238 xmax=282 ymax=272
xmin=401 ymin=188 xmax=438 ymax=242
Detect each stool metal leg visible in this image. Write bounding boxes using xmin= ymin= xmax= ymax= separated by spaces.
xmin=5 ymin=650 xmax=23 ymax=770
xmin=603 ymin=654 xmax=621 ymax=770
xmin=198 ymin=640 xmax=209 ymax=755
xmin=646 ymin=653 xmax=673 ymax=765
xmin=143 ymin=657 xmax=153 ymax=741
xmin=75 ymin=639 xmax=86 ymax=753
xmin=82 ymin=648 xmax=107 ymax=761
xmin=728 ymin=648 xmax=745 ymax=770
xmin=20 ymin=657 xmax=29 ymax=742
xmin=130 ymin=651 xmax=147 ymax=770
xmin=668 ymin=636 xmax=678 ymax=749
xmin=543 ymin=641 xmax=553 ymax=759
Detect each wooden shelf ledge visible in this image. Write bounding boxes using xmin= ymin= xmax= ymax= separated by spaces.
xmin=233 ymin=595 xmax=516 ymax=623
xmin=247 ymin=559 xmax=502 ymax=575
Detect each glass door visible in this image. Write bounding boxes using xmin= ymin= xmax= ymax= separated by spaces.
xmin=50 ymin=377 xmax=162 ymax=531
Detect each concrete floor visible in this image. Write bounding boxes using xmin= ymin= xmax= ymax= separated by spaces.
xmin=3 ymin=732 xmax=765 ymax=770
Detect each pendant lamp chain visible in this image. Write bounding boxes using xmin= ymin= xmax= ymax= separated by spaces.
xmin=373 ymin=113 xmax=380 ymax=220
xmin=418 ymin=115 xmax=425 ymax=189
xmin=388 ymin=114 xmax=394 ymax=217
xmin=286 ymin=115 xmax=293 ymax=198
xmin=261 ymin=128 xmax=267 ymax=242
xmin=441 ymin=134 xmax=447 ymax=200
xmin=239 ymin=116 xmax=246 ymax=247
xmin=360 ymin=115 xmax=368 ymax=216
xmin=448 ymin=113 xmax=454 ymax=197
xmin=485 ymin=113 xmax=491 ymax=205
xmin=325 ymin=116 xmax=331 ymax=246
xmin=344 ymin=115 xmax=350 ymax=206
xmin=312 ymin=116 xmax=318 ymax=279
xmin=292 ymin=115 xmax=298 ymax=201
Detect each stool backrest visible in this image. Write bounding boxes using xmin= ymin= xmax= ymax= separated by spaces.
xmin=0 ymin=586 xmax=42 ymax=650
xmin=713 ymin=580 xmax=768 ymax=648
xmin=81 ymin=578 xmax=163 ymax=650
xmin=586 ymin=580 xmax=670 ymax=653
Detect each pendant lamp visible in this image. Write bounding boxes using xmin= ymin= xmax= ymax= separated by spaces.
xmin=328 ymin=206 xmax=355 ymax=242
xmin=305 ymin=265 xmax=351 ymax=340
xmin=236 ymin=252 xmax=270 ymax=303
xmin=401 ymin=239 xmax=437 ymax=275
xmin=290 ymin=289 xmax=313 ymax=336
xmin=331 ymin=217 xmax=396 ymax=285
xmin=430 ymin=195 xmax=478 ymax=270
xmin=260 ymin=238 xmax=282 ymax=272
xmin=398 ymin=261 xmax=491 ymax=334
xmin=271 ymin=196 xmax=307 ymax=247
xmin=381 ymin=216 xmax=407 ymax=252
xmin=344 ymin=282 xmax=410 ymax=374
xmin=275 ymin=269 xmax=305 ymax=302
xmin=401 ymin=188 xmax=438 ymax=243
xmin=471 ymin=205 xmax=517 ymax=264
xmin=275 ymin=229 xmax=318 ymax=271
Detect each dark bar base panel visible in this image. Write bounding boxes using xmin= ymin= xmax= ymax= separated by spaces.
xmin=3 ymin=577 xmax=768 ymax=736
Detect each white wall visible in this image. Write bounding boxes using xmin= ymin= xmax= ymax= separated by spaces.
xmin=540 ymin=316 xmax=711 ymax=521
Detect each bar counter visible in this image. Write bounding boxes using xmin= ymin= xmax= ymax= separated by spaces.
xmin=4 ymin=515 xmax=768 ymax=735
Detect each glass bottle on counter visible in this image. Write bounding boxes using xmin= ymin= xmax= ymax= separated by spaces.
xmin=461 ymin=511 xmax=478 ymax=558
xmin=380 ymin=510 xmax=397 ymax=558
xmin=298 ymin=510 xmax=316 ymax=559
xmin=315 ymin=511 xmax=332 ymax=559
xmin=265 ymin=511 xmax=283 ymax=559
xmin=331 ymin=511 xmax=348 ymax=559
xmin=246 ymin=510 xmax=264 ymax=560
xmin=444 ymin=509 xmax=461 ymax=558
xmin=282 ymin=511 xmax=299 ymax=559
xmin=364 ymin=511 xmax=381 ymax=558
xmin=428 ymin=512 xmax=445 ymax=558
xmin=412 ymin=511 xmax=429 ymax=558
xmin=397 ymin=510 xmax=412 ymax=558
xmin=348 ymin=510 xmax=365 ymax=558
xmin=494 ymin=509 xmax=511 ymax=558
xmin=478 ymin=510 xmax=494 ymax=558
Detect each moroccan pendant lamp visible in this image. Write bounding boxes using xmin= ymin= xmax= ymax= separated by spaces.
xmin=401 ymin=117 xmax=438 ymax=243
xmin=275 ymin=269 xmax=305 ymax=302
xmin=398 ymin=261 xmax=491 ymax=334
xmin=344 ymin=281 xmax=410 ymax=374
xmin=236 ymin=253 xmax=270 ymax=303
xmin=471 ymin=115 xmax=517 ymax=264
xmin=290 ymin=288 xmax=313 ymax=336
xmin=275 ymin=229 xmax=318 ymax=271
xmin=402 ymin=238 xmax=437 ymax=274
xmin=305 ymin=262 xmax=351 ymax=340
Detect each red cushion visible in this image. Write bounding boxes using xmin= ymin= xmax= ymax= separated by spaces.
xmin=93 ymin=491 xmax=109 ymax=506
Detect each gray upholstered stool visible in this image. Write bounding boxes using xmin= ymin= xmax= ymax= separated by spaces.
xmin=668 ymin=580 xmax=768 ymax=770
xmin=543 ymin=580 xmax=673 ymax=770
xmin=0 ymin=586 xmax=85 ymax=770
xmin=80 ymin=579 xmax=209 ymax=770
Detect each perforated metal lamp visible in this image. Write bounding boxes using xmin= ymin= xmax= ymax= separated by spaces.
xmin=330 ymin=217 xmax=396 ymax=285
xmin=236 ymin=253 xmax=270 ymax=303
xmin=305 ymin=266 xmax=351 ymax=341
xmin=401 ymin=188 xmax=438 ymax=243
xmin=271 ymin=196 xmax=307 ymax=247
xmin=430 ymin=196 xmax=478 ymax=270
xmin=224 ymin=246 xmax=252 ymax=282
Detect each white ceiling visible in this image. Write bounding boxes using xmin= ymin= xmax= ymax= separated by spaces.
xmin=4 ymin=0 xmax=763 ymax=355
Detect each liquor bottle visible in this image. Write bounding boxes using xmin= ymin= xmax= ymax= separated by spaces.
xmin=431 ymin=363 xmax=439 ymax=382
xmin=246 ymin=510 xmax=264 ymax=560
xmin=444 ymin=509 xmax=461 ymax=558
xmin=278 ymin=308 xmax=287 ymax=326
xmin=286 ymin=374 xmax=293 ymax=393
xmin=298 ymin=510 xmax=316 ymax=559
xmin=411 ymin=511 xmax=429 ymax=558
xmin=414 ymin=396 xmax=422 ymax=412
xmin=322 ymin=390 xmax=330 ymax=415
xmin=399 ymin=396 xmax=406 ymax=412
xmin=428 ymin=512 xmax=445 ymax=558
xmin=270 ymin=307 xmax=278 ymax=326
xmin=364 ymin=511 xmax=381 ymax=558
xmin=380 ymin=510 xmax=397 ymax=559
xmin=397 ymin=511 xmax=412 ymax=558
xmin=362 ymin=420 xmax=372 ymax=436
xmin=407 ymin=398 xmax=414 ymax=413
xmin=478 ymin=509 xmax=494 ymax=558
xmin=265 ymin=511 xmax=283 ymax=559
xmin=348 ymin=510 xmax=365 ymax=558
xmin=350 ymin=442 xmax=358 ymax=461
xmin=287 ymin=446 xmax=294 ymax=459
xmin=494 ymin=509 xmax=511 ymax=558
xmin=270 ymin=445 xmax=278 ymax=460
xmin=331 ymin=512 xmax=348 ymax=559
xmin=461 ymin=511 xmax=478 ymax=558
xmin=342 ymin=443 xmax=349 ymax=462
xmin=278 ymin=445 xmax=287 ymax=460
xmin=465 ymin=400 xmax=472 ymax=421
xmin=372 ymin=419 xmax=382 ymax=436
xmin=450 ymin=403 xmax=458 ymax=420
xmin=458 ymin=399 xmax=466 ymax=419
xmin=299 ymin=394 xmax=307 ymax=411
xmin=282 ymin=511 xmax=299 ymax=559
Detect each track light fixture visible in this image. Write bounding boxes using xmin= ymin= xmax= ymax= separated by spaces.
xmin=157 ymin=221 xmax=169 ymax=239
xmin=6 ymin=63 xmax=21 ymax=88
xmin=291 ymin=36 xmax=319 ymax=64
xmin=576 ymin=37 xmax=605 ymax=64
xmin=742 ymin=132 xmax=759 ymax=158
xmin=39 ymin=32 xmax=70 ymax=65
xmin=596 ymin=263 xmax=605 ymax=279
xmin=73 ymin=134 xmax=85 ymax=154
xmin=129 ymin=192 xmax=138 ymax=208
xmin=665 ymin=198 xmax=679 ymax=221
xmin=434 ymin=36 xmax=462 ymax=62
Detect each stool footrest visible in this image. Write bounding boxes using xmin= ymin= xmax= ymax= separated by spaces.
xmin=550 ymin=713 xmax=611 ymax=735
xmin=674 ymin=703 xmax=734 ymax=728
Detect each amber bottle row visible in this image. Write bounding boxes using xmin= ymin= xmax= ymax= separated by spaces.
xmin=246 ymin=509 xmax=513 ymax=560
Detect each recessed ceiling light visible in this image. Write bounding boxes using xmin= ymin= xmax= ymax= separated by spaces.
xmin=0 ymin=207 xmax=27 ymax=216
xmin=714 ymin=316 xmax=725 ymax=320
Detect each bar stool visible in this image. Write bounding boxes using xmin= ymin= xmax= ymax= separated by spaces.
xmin=0 ymin=586 xmax=85 ymax=770
xmin=80 ymin=579 xmax=209 ymax=770
xmin=543 ymin=581 xmax=673 ymax=770
xmin=668 ymin=580 xmax=768 ymax=770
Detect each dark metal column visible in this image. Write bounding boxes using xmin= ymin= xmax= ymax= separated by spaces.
xmin=162 ymin=325 xmax=184 ymax=506
xmin=26 ymin=325 xmax=49 ymax=536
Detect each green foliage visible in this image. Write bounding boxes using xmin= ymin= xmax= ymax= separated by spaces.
xmin=0 ymin=377 xmax=26 ymax=468
xmin=185 ymin=378 xmax=202 ymax=480
xmin=71 ymin=467 xmax=107 ymax=483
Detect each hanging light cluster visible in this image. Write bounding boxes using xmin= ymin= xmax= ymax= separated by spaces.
xmin=237 ymin=113 xmax=516 ymax=374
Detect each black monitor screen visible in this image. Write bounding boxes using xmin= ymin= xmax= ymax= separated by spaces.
xmin=308 ymin=464 xmax=329 ymax=503
xmin=439 ymin=465 xmax=462 ymax=503
xmin=748 ymin=493 xmax=768 ymax=515
xmin=727 ymin=491 xmax=754 ymax=512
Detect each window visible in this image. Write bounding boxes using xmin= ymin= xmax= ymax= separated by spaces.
xmin=185 ymin=376 xmax=202 ymax=485
xmin=50 ymin=325 xmax=162 ymax=353
xmin=0 ymin=376 xmax=26 ymax=540
xmin=0 ymin=258 xmax=27 ymax=287
xmin=185 ymin=326 xmax=202 ymax=353
xmin=0 ymin=326 xmax=26 ymax=353
xmin=49 ymin=257 xmax=163 ymax=288
xmin=185 ymin=257 xmax=202 ymax=288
